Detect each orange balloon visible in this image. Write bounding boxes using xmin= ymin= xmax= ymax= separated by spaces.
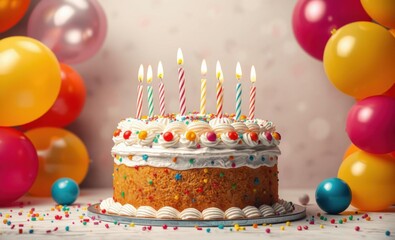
xmin=338 ymin=150 xmax=395 ymax=211
xmin=362 ymin=0 xmax=395 ymax=29
xmin=0 ymin=0 xmax=31 ymax=33
xmin=25 ymin=128 xmax=89 ymax=197
xmin=343 ymin=144 xmax=359 ymax=160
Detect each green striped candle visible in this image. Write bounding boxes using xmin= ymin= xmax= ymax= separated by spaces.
xmin=147 ymin=65 xmax=154 ymax=118
xmin=235 ymin=62 xmax=242 ymax=120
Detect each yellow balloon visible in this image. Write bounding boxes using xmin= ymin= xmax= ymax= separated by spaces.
xmin=338 ymin=150 xmax=395 ymax=211
xmin=361 ymin=0 xmax=395 ymax=29
xmin=0 ymin=37 xmax=61 ymax=126
xmin=25 ymin=128 xmax=90 ymax=197
xmin=323 ymin=22 xmax=395 ymax=99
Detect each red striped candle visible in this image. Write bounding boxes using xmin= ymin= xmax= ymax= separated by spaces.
xmin=136 ymin=64 xmax=144 ymax=119
xmin=177 ymin=49 xmax=186 ymax=116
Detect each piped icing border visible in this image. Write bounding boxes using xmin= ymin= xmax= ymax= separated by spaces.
xmin=112 ymin=145 xmax=280 ymax=170
xmin=100 ymin=198 xmax=294 ymax=220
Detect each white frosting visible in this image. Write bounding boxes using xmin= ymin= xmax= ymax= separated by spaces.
xmin=138 ymin=131 xmax=156 ymax=146
xmin=231 ymin=122 xmax=249 ymax=133
xmin=242 ymin=133 xmax=259 ymax=147
xmin=224 ymin=207 xmax=245 ymax=219
xmin=259 ymin=204 xmax=275 ymax=217
xmin=200 ymin=132 xmax=220 ymax=147
xmin=242 ymin=206 xmax=261 ymax=218
xmin=179 ymin=133 xmax=199 ymax=148
xmin=187 ymin=121 xmax=212 ymax=135
xmin=156 ymin=207 xmax=180 ymax=219
xmin=202 ymin=207 xmax=225 ymax=220
xmin=220 ymin=133 xmax=240 ymax=147
xmin=99 ymin=198 xmax=293 ymax=220
xmin=259 ymin=132 xmax=273 ymax=146
xmin=209 ymin=117 xmax=232 ymax=127
xmin=164 ymin=121 xmax=187 ymax=135
xmin=136 ymin=206 xmax=157 ymax=218
xmin=213 ymin=123 xmax=235 ymax=135
xmin=147 ymin=122 xmax=165 ymax=133
xmin=180 ymin=208 xmax=203 ymax=220
xmin=245 ymin=121 xmax=260 ymax=133
xmin=158 ymin=132 xmax=180 ymax=148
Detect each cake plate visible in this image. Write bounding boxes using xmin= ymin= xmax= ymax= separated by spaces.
xmin=87 ymin=203 xmax=306 ymax=227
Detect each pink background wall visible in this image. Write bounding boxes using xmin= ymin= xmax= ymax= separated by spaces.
xmin=1 ymin=0 xmax=354 ymax=188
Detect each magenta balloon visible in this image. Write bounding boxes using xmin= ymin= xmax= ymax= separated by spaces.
xmin=27 ymin=0 xmax=107 ymax=64
xmin=0 ymin=128 xmax=38 ymax=205
xmin=292 ymin=0 xmax=371 ymax=60
xmin=346 ymin=96 xmax=395 ymax=154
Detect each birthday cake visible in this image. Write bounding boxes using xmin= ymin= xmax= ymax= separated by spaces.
xmin=100 ymin=113 xmax=293 ymax=220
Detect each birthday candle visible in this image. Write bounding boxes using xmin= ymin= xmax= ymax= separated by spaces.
xmin=136 ymin=64 xmax=144 ymax=119
xmin=157 ymin=61 xmax=166 ymax=116
xmin=216 ymin=61 xmax=224 ymax=118
xmin=249 ymin=66 xmax=256 ymax=120
xmin=200 ymin=59 xmax=207 ymax=115
xmin=235 ymin=62 xmax=242 ymax=120
xmin=177 ymin=48 xmax=186 ymax=116
xmin=146 ymin=65 xmax=154 ymax=118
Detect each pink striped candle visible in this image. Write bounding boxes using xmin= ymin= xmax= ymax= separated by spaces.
xmin=157 ymin=61 xmax=166 ymax=116
xmin=136 ymin=64 xmax=144 ymax=119
xmin=177 ymin=49 xmax=186 ymax=116
xmin=216 ymin=61 xmax=224 ymax=118
xmin=249 ymin=66 xmax=256 ymax=119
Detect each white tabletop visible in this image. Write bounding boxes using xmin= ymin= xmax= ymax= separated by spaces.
xmin=1 ymin=188 xmax=394 ymax=239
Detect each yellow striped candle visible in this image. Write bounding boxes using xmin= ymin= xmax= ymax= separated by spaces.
xmin=216 ymin=61 xmax=224 ymax=118
xmin=200 ymin=59 xmax=207 ymax=115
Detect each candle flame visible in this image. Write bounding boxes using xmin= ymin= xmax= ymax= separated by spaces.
xmin=177 ymin=48 xmax=184 ymax=65
xmin=236 ymin=62 xmax=242 ymax=80
xmin=250 ymin=65 xmax=256 ymax=83
xmin=201 ymin=59 xmax=207 ymax=76
xmin=147 ymin=65 xmax=153 ymax=84
xmin=216 ymin=60 xmax=222 ymax=80
xmin=138 ymin=64 xmax=144 ymax=83
xmin=157 ymin=61 xmax=164 ymax=79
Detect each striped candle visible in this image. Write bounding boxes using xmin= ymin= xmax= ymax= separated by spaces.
xmin=235 ymin=62 xmax=242 ymax=120
xmin=136 ymin=64 xmax=144 ymax=119
xmin=249 ymin=66 xmax=256 ymax=120
xmin=216 ymin=61 xmax=224 ymax=118
xmin=177 ymin=49 xmax=186 ymax=116
xmin=200 ymin=59 xmax=207 ymax=115
xmin=146 ymin=65 xmax=154 ymax=118
xmin=158 ymin=61 xmax=166 ymax=116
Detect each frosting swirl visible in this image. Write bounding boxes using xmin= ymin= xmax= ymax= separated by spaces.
xmin=158 ymin=132 xmax=180 ymax=148
xmin=200 ymin=132 xmax=220 ymax=147
xmin=243 ymin=133 xmax=259 ymax=147
xmin=187 ymin=121 xmax=211 ymax=135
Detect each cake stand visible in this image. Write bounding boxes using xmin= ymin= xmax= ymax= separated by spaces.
xmin=87 ymin=203 xmax=306 ymax=227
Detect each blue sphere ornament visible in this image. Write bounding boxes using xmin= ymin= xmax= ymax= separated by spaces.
xmin=315 ymin=177 xmax=352 ymax=214
xmin=51 ymin=178 xmax=80 ymax=205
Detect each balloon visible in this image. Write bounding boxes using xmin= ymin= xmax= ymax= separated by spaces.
xmin=0 ymin=0 xmax=30 ymax=33
xmin=21 ymin=64 xmax=86 ymax=129
xmin=0 ymin=36 xmax=61 ymax=126
xmin=292 ymin=0 xmax=370 ymax=60
xmin=25 ymin=128 xmax=89 ymax=197
xmin=338 ymin=150 xmax=395 ymax=211
xmin=361 ymin=0 xmax=395 ymax=29
xmin=346 ymin=96 xmax=395 ymax=154
xmin=383 ymin=83 xmax=395 ymax=98
xmin=27 ymin=0 xmax=107 ymax=64
xmin=51 ymin=178 xmax=80 ymax=205
xmin=343 ymin=144 xmax=359 ymax=160
xmin=315 ymin=178 xmax=352 ymax=214
xmin=323 ymin=22 xmax=395 ymax=99
xmin=0 ymin=127 xmax=38 ymax=205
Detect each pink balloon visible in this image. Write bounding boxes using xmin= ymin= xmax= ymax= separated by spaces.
xmin=27 ymin=0 xmax=107 ymax=64
xmin=346 ymin=96 xmax=395 ymax=154
xmin=292 ymin=0 xmax=371 ymax=60
xmin=0 ymin=127 xmax=38 ymax=205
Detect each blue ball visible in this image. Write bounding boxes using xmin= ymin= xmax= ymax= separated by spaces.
xmin=315 ymin=177 xmax=351 ymax=214
xmin=51 ymin=178 xmax=80 ymax=205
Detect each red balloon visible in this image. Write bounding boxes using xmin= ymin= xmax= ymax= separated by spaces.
xmin=292 ymin=0 xmax=371 ymax=60
xmin=0 ymin=127 xmax=38 ymax=205
xmin=346 ymin=96 xmax=395 ymax=154
xmin=21 ymin=63 xmax=86 ymax=129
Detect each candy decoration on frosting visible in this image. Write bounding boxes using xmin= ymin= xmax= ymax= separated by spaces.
xmin=123 ymin=130 xmax=132 ymax=139
xmin=249 ymin=66 xmax=256 ymax=120
xmin=207 ymin=131 xmax=217 ymax=142
xmin=250 ymin=132 xmax=259 ymax=142
xmin=157 ymin=61 xmax=166 ymax=116
xmin=136 ymin=65 xmax=144 ymax=119
xmin=272 ymin=132 xmax=281 ymax=140
xmin=177 ymin=48 xmax=187 ymax=116
xmin=228 ymin=131 xmax=238 ymax=141
xmin=265 ymin=132 xmax=273 ymax=141
xmin=146 ymin=65 xmax=154 ymax=118
xmin=138 ymin=130 xmax=148 ymax=140
xmin=200 ymin=60 xmax=207 ymax=115
xmin=163 ymin=132 xmax=174 ymax=142
xmin=235 ymin=62 xmax=242 ymax=120
xmin=186 ymin=131 xmax=196 ymax=141
xmin=113 ymin=129 xmax=121 ymax=137
xmin=216 ymin=61 xmax=224 ymax=118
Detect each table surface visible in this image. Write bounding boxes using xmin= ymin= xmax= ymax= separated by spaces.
xmin=1 ymin=188 xmax=394 ymax=240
